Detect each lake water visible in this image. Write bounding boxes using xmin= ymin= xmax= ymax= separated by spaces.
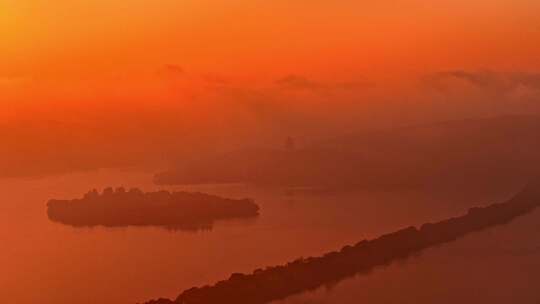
xmin=0 ymin=168 xmax=535 ymax=304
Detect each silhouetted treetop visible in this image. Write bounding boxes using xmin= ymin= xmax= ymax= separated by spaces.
xmin=47 ymin=187 xmax=259 ymax=231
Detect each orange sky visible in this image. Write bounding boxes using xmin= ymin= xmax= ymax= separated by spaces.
xmin=1 ymin=0 xmax=540 ymax=121
xmin=1 ymin=0 xmax=540 ymax=178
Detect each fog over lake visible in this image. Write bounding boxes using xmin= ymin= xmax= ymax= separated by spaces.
xmin=1 ymin=168 xmax=534 ymax=304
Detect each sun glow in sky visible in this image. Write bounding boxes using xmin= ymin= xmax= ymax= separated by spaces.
xmin=4 ymin=1 xmax=540 ymax=71
xmin=1 ymin=0 xmax=540 ymax=122
xmin=1 ymin=0 xmax=540 ymax=196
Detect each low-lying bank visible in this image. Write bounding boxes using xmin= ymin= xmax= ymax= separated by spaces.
xmin=47 ymin=187 xmax=259 ymax=230
xmin=142 ymin=181 xmax=540 ymax=303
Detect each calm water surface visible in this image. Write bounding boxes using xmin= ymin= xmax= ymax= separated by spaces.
xmin=0 ymin=169 xmax=532 ymax=304
xmin=275 ymin=208 xmax=540 ymax=304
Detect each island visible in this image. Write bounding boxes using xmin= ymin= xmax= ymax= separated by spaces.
xmin=47 ymin=187 xmax=259 ymax=230
xmin=141 ymin=180 xmax=540 ymax=304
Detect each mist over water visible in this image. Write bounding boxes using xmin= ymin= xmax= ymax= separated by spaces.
xmin=0 ymin=168 xmax=528 ymax=304
xmin=3 ymin=1 xmax=540 ymax=303
xmin=275 ymin=208 xmax=540 ymax=304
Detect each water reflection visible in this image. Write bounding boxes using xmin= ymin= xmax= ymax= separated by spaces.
xmin=274 ymin=209 xmax=540 ymax=304
xmin=0 ymin=169 xmax=526 ymax=304
xmin=143 ymin=183 xmax=540 ymax=304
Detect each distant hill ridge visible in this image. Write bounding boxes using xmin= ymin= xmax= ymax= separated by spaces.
xmin=155 ymin=115 xmax=540 ymax=189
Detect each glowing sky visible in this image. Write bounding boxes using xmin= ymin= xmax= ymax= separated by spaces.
xmin=1 ymin=0 xmax=540 ymax=121
xmin=1 ymin=0 xmax=540 ymax=180
xmin=3 ymin=1 xmax=539 ymax=72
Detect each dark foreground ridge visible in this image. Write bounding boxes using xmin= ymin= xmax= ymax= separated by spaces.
xmin=142 ymin=181 xmax=540 ymax=304
xmin=47 ymin=187 xmax=259 ymax=230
